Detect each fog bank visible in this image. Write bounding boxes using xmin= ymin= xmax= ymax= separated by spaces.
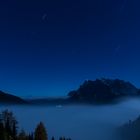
xmin=1 ymin=98 xmax=140 ymax=140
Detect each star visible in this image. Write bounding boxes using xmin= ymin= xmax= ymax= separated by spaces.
xmin=42 ymin=14 xmax=48 ymax=21
xmin=120 ymin=0 xmax=127 ymax=13
xmin=115 ymin=45 xmax=121 ymax=52
xmin=113 ymin=45 xmax=122 ymax=56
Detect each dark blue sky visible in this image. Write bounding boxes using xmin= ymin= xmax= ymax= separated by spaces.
xmin=0 ymin=0 xmax=140 ymax=97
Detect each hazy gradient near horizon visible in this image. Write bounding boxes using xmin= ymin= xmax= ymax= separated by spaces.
xmin=0 ymin=0 xmax=140 ymax=97
xmin=1 ymin=98 xmax=140 ymax=140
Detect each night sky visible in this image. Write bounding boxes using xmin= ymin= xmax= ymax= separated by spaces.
xmin=0 ymin=0 xmax=140 ymax=97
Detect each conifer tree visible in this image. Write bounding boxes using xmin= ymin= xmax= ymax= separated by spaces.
xmin=34 ymin=122 xmax=48 ymax=140
xmin=18 ymin=130 xmax=27 ymax=140
xmin=1 ymin=110 xmax=18 ymax=139
xmin=28 ymin=133 xmax=34 ymax=140
xmin=12 ymin=120 xmax=18 ymax=140
xmin=0 ymin=120 xmax=6 ymax=140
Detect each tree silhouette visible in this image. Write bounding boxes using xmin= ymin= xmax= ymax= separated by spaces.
xmin=12 ymin=120 xmax=18 ymax=140
xmin=0 ymin=119 xmax=6 ymax=140
xmin=34 ymin=122 xmax=48 ymax=140
xmin=18 ymin=130 xmax=27 ymax=140
xmin=0 ymin=110 xmax=72 ymax=140
xmin=0 ymin=110 xmax=18 ymax=139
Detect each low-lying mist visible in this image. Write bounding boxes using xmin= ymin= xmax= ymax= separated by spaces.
xmin=1 ymin=97 xmax=140 ymax=140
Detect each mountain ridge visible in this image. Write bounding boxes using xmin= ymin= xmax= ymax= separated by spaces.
xmin=0 ymin=90 xmax=26 ymax=104
xmin=68 ymin=78 xmax=140 ymax=103
xmin=1 ymin=78 xmax=140 ymax=105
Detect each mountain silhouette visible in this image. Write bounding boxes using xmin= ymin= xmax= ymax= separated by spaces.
xmin=68 ymin=78 xmax=139 ymax=103
xmin=0 ymin=90 xmax=26 ymax=104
